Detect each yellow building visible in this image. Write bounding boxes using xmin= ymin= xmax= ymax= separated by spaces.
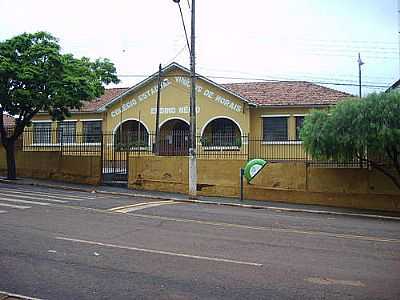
xmin=29 ymin=62 xmax=350 ymax=159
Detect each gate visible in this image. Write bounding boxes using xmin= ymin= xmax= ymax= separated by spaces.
xmin=101 ymin=133 xmax=129 ymax=184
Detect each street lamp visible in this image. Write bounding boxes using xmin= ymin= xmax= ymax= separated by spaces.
xmin=173 ymin=0 xmax=197 ymax=197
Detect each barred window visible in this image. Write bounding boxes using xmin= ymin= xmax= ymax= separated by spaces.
xmin=295 ymin=116 xmax=305 ymax=140
xmin=262 ymin=117 xmax=288 ymax=141
xmin=201 ymin=118 xmax=241 ymax=147
xmin=33 ymin=122 xmax=52 ymax=144
xmin=57 ymin=121 xmax=76 ymax=144
xmin=83 ymin=121 xmax=102 ymax=143
xmin=212 ymin=118 xmax=236 ymax=136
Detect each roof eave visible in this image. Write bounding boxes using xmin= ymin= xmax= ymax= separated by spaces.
xmin=253 ymin=103 xmax=336 ymax=109
xmin=36 ymin=111 xmax=102 ymax=115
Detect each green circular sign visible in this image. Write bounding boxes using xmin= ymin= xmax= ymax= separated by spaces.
xmin=244 ymin=159 xmax=267 ymax=182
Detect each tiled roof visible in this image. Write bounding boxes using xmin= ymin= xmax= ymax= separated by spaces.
xmin=3 ymin=114 xmax=15 ymax=127
xmin=78 ymin=87 xmax=129 ymax=112
xmin=76 ymin=80 xmax=352 ymax=113
xmin=221 ymin=81 xmax=352 ymax=106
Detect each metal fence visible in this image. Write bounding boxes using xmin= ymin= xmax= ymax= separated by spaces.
xmin=18 ymin=128 xmax=376 ymax=168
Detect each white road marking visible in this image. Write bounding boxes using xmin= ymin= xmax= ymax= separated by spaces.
xmin=56 ymin=236 xmax=263 ymax=267
xmin=0 ymin=289 xmax=44 ymax=300
xmin=0 ymin=197 xmax=51 ymax=206
xmin=129 ymin=213 xmax=400 ymax=244
xmin=108 ymin=201 xmax=177 ymax=213
xmin=305 ymin=277 xmax=365 ymax=287
xmin=0 ymin=191 xmax=68 ymax=203
xmin=1 ymin=188 xmax=94 ymax=201
xmin=0 ymin=210 xmax=7 ymax=213
xmin=0 ymin=202 xmax=31 ymax=209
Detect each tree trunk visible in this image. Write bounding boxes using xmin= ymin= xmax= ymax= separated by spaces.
xmin=5 ymin=139 xmax=16 ymax=180
xmin=368 ymin=160 xmax=400 ymax=191
xmin=357 ymin=155 xmax=400 ymax=191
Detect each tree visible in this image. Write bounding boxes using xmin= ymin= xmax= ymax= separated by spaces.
xmin=0 ymin=32 xmax=120 ymax=179
xmin=301 ymin=91 xmax=400 ymax=190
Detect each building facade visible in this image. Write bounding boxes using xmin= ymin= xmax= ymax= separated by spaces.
xmin=29 ymin=62 xmax=351 ymax=157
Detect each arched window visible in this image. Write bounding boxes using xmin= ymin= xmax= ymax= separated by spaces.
xmin=114 ymin=120 xmax=149 ymax=149
xmin=201 ymin=118 xmax=241 ymax=147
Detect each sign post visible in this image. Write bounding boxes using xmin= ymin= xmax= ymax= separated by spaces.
xmin=240 ymin=168 xmax=244 ymax=201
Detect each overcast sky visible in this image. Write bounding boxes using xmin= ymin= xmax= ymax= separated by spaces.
xmin=0 ymin=0 xmax=398 ymax=96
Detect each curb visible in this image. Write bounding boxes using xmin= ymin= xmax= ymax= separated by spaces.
xmin=1 ymin=179 xmax=400 ymax=221
xmin=0 ymin=178 xmax=94 ymax=194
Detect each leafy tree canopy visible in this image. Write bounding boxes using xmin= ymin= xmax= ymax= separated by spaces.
xmin=0 ymin=31 xmax=120 ymax=179
xmin=0 ymin=31 xmax=120 ymax=137
xmin=301 ymin=91 xmax=400 ymax=189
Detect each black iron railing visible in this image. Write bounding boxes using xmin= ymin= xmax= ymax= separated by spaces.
xmin=17 ymin=129 xmax=382 ymax=168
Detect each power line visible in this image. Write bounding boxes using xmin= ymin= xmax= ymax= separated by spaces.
xmin=262 ymin=37 xmax=398 ymax=46
xmin=205 ymin=75 xmax=390 ymax=89
xmin=175 ymin=1 xmax=191 ymax=54
xmin=252 ymin=41 xmax=399 ymax=53
xmin=116 ymin=73 xmax=391 ymax=89
xmin=196 ymin=66 xmax=395 ymax=85
xmin=294 ymin=51 xmax=397 ymax=60
xmin=165 ymin=44 xmax=189 ymax=65
xmin=282 ymin=42 xmax=398 ymax=52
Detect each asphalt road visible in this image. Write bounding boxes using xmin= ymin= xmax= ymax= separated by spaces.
xmin=0 ymin=183 xmax=399 ymax=300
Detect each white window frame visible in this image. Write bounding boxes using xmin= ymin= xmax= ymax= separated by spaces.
xmin=57 ymin=120 xmax=77 ymax=145
xmin=82 ymin=119 xmax=103 ymax=145
xmin=261 ymin=115 xmax=290 ymax=143
xmin=32 ymin=121 xmax=52 ymax=146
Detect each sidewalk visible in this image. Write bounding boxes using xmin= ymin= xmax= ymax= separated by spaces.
xmin=1 ymin=176 xmax=400 ymax=221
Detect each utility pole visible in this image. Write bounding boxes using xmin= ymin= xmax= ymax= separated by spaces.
xmin=155 ymin=63 xmax=162 ymax=155
xmin=173 ymin=0 xmax=197 ymax=197
xmin=188 ymin=0 xmax=197 ymax=197
xmin=358 ymin=53 xmax=364 ymax=98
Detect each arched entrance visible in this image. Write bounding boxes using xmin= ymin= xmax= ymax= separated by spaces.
xmin=114 ymin=120 xmax=149 ymax=149
xmin=102 ymin=120 xmax=149 ymax=184
xmin=158 ymin=119 xmax=189 ymax=156
xmin=201 ymin=117 xmax=242 ymax=147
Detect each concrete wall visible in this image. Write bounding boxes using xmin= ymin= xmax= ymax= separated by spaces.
xmin=248 ymin=162 xmax=400 ymax=212
xmin=0 ymin=147 xmax=101 ymax=185
xmin=129 ymin=156 xmax=189 ymax=194
xmin=128 ymin=156 xmax=400 ymax=212
xmin=2 ymin=144 xmax=399 ymax=212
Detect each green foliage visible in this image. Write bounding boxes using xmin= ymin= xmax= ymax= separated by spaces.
xmin=234 ymin=136 xmax=242 ymax=148
xmin=0 ymin=31 xmax=120 ymax=179
xmin=200 ymin=136 xmax=210 ymax=147
xmin=200 ymin=135 xmax=242 ymax=147
xmin=115 ymin=140 xmax=148 ymax=151
xmin=301 ymin=91 xmax=400 ymax=189
xmin=0 ymin=32 xmax=120 ymax=134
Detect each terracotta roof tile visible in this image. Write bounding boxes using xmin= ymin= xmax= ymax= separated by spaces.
xmin=71 ymin=80 xmax=352 ymax=113
xmin=221 ymin=81 xmax=352 ymax=106
xmin=77 ymin=87 xmax=129 ymax=112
